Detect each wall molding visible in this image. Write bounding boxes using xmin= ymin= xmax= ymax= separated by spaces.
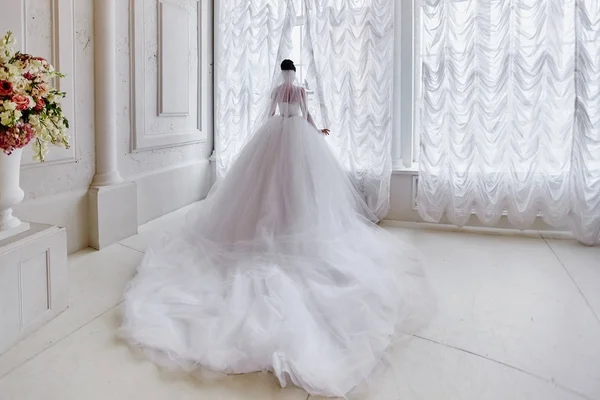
xmin=17 ymin=0 xmax=77 ymax=167
xmin=130 ymin=0 xmax=207 ymax=152
xmin=157 ymin=0 xmax=190 ymax=117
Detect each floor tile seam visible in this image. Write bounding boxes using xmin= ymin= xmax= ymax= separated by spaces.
xmin=117 ymin=242 xmax=145 ymax=254
xmin=412 ymin=334 xmax=592 ymax=400
xmin=0 ymin=301 xmax=124 ymax=382
xmin=541 ymin=237 xmax=600 ymax=326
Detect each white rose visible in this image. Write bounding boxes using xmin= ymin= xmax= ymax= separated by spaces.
xmin=15 ymin=80 xmax=27 ymax=91
xmin=0 ymin=111 xmax=12 ymax=126
xmin=3 ymin=101 xmax=16 ymax=111
xmin=31 ymin=60 xmax=43 ymax=71
xmin=6 ymin=64 xmax=18 ymax=77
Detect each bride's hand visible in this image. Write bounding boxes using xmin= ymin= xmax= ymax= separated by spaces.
xmin=321 ymin=129 xmax=330 ymax=136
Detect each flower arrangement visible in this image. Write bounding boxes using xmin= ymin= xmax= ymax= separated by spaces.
xmin=0 ymin=31 xmax=69 ymax=161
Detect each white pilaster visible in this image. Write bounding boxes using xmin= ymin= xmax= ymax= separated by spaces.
xmin=92 ymin=0 xmax=123 ymax=186
xmin=89 ymin=0 xmax=137 ymax=250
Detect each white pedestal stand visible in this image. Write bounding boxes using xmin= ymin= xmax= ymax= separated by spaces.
xmin=0 ymin=223 xmax=69 ymax=355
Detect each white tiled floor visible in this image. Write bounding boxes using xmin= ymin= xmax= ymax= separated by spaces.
xmin=1 ymin=207 xmax=599 ymax=400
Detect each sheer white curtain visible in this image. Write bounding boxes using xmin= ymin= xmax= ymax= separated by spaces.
xmin=214 ymin=0 xmax=294 ymax=179
xmin=417 ymin=0 xmax=600 ymax=245
xmin=215 ymin=0 xmax=395 ymax=218
xmin=303 ymin=0 xmax=395 ymax=219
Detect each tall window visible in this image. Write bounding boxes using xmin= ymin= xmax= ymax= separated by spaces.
xmin=393 ymin=0 xmax=420 ymax=169
xmin=291 ymin=0 xmax=316 ymax=104
xmin=289 ymin=0 xmax=420 ymax=170
xmin=291 ymin=0 xmax=307 ymax=86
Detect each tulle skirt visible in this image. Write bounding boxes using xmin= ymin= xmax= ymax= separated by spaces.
xmin=120 ymin=116 xmax=431 ymax=398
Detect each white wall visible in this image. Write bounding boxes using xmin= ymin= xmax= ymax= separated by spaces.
xmin=114 ymin=0 xmax=213 ymax=225
xmin=7 ymin=0 xmax=95 ymax=253
xmin=10 ymin=0 xmax=213 ymax=253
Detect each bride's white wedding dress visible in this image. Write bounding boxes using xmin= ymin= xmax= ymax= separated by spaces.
xmin=120 ymin=71 xmax=429 ymax=398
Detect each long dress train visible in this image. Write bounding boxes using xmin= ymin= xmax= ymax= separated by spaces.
xmin=120 ymin=72 xmax=430 ymax=398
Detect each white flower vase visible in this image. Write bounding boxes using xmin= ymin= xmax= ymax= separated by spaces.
xmin=0 ymin=148 xmax=29 ymax=240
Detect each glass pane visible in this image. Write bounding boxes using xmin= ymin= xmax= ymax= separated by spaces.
xmin=291 ymin=25 xmax=302 ymax=67
xmin=294 ymin=0 xmax=304 ymax=17
xmin=290 ymin=25 xmax=307 ymax=86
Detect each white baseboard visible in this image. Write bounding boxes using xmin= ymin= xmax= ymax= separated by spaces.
xmin=380 ymin=219 xmax=572 ymax=241
xmin=12 ymin=159 xmax=212 ymax=254
xmin=131 ymin=159 xmax=212 ymax=226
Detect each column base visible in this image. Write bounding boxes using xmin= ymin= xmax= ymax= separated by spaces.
xmin=91 ymin=170 xmax=124 ymax=187
xmin=89 ymin=182 xmax=138 ymax=250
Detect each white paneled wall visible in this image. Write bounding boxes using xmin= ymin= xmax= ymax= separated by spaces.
xmin=126 ymin=0 xmax=212 ymax=228
xmin=2 ymin=0 xmax=213 ymax=252
xmin=0 ymin=0 xmax=76 ymax=165
xmin=130 ymin=0 xmax=209 ymax=151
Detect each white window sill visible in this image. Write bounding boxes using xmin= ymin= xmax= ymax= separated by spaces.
xmin=381 ymin=220 xmax=571 ymax=240
xmin=392 ymin=162 xmax=419 ymax=175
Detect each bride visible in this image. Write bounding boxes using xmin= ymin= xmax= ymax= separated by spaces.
xmin=120 ymin=59 xmax=429 ymax=398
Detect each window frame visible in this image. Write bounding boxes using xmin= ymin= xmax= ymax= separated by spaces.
xmin=293 ymin=5 xmax=307 ymax=87
xmin=292 ymin=0 xmax=419 ymax=171
xmin=392 ymin=0 xmax=420 ymax=171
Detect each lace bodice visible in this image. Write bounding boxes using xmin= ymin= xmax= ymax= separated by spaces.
xmin=268 ymin=84 xmax=318 ymax=130
xmin=275 ymin=102 xmax=301 ymax=117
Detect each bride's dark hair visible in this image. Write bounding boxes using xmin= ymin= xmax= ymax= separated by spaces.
xmin=281 ymin=59 xmax=296 ymax=72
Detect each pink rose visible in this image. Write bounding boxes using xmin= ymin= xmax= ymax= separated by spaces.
xmin=0 ymin=122 xmax=34 ymax=154
xmin=23 ymin=72 xmax=35 ymax=81
xmin=34 ymin=83 xmax=49 ymax=97
xmin=34 ymin=98 xmax=45 ymax=111
xmin=12 ymin=94 xmax=31 ymax=111
xmin=0 ymin=80 xmax=13 ymax=97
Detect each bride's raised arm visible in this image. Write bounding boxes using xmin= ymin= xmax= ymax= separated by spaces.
xmin=300 ymin=87 xmax=328 ymax=135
